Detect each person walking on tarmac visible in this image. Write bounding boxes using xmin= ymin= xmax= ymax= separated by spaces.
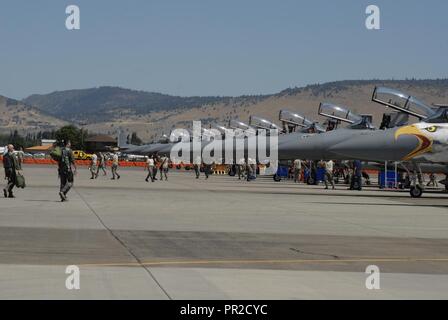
xmin=237 ymin=157 xmax=246 ymax=180
xmin=3 ymin=144 xmax=21 ymax=198
xmin=323 ymin=160 xmax=335 ymax=190
xmin=350 ymin=160 xmax=363 ymax=191
xmin=58 ymin=140 xmax=77 ymax=202
xmin=159 ymin=155 xmax=169 ymax=181
xmin=246 ymin=157 xmax=257 ymax=181
xmin=203 ymin=160 xmax=214 ymax=180
xmin=145 ymin=155 xmax=155 ymax=182
xmin=427 ymin=173 xmax=438 ymax=187
xmin=111 ymin=152 xmax=121 ymax=180
xmin=193 ymin=155 xmax=201 ymax=179
xmin=90 ymin=153 xmax=98 ymax=179
xmin=152 ymin=153 xmax=160 ymax=181
xmin=96 ymin=152 xmax=107 ymax=177
xmin=293 ymin=159 xmax=302 ymax=183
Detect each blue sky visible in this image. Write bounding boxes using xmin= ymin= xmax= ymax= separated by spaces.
xmin=1 ymin=0 xmax=447 ymax=99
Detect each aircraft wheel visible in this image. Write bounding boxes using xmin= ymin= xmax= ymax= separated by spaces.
xmin=410 ymin=186 xmax=423 ymax=198
xmin=307 ymin=176 xmax=315 ymax=185
xmin=273 ymin=174 xmax=282 ymax=182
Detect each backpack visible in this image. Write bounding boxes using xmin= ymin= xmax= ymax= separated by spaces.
xmin=15 ymin=171 xmax=26 ymax=189
xmin=50 ymin=146 xmax=62 ymax=161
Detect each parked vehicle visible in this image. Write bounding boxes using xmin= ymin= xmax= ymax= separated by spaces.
xmin=73 ymin=150 xmax=94 ymax=160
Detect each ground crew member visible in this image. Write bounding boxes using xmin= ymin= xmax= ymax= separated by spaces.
xmin=203 ymin=161 xmax=213 ymax=180
xmin=58 ymin=140 xmax=77 ymax=202
xmin=246 ymin=158 xmax=252 ymax=181
xmin=159 ymin=155 xmax=169 ymax=181
xmin=152 ymin=153 xmax=160 ymax=181
xmin=111 ymin=152 xmax=120 ymax=180
xmin=237 ymin=157 xmax=246 ymax=180
xmin=293 ymin=159 xmax=302 ymax=183
xmin=90 ymin=153 xmax=98 ymax=179
xmin=307 ymin=160 xmax=318 ymax=185
xmin=145 ymin=155 xmax=155 ymax=182
xmin=3 ymin=144 xmax=21 ymax=198
xmin=323 ymin=160 xmax=335 ymax=190
xmin=96 ymin=152 xmax=107 ymax=177
xmin=16 ymin=147 xmax=25 ymax=167
xmin=427 ymin=173 xmax=438 ymax=187
xmin=246 ymin=157 xmax=256 ymax=181
xmin=350 ymin=160 xmax=363 ymax=191
xmin=193 ymin=155 xmax=201 ymax=179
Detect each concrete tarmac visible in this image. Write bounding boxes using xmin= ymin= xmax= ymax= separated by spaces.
xmin=1 ymin=165 xmax=448 ymax=299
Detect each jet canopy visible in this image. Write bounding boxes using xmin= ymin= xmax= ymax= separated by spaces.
xmin=211 ymin=124 xmax=231 ymax=137
xmin=170 ymin=129 xmax=192 ymax=142
xmin=228 ymin=119 xmax=256 ymax=137
xmin=318 ymin=103 xmax=363 ymax=124
xmin=279 ymin=110 xmax=315 ymax=127
xmin=279 ymin=110 xmax=325 ymax=133
xmin=201 ymin=128 xmax=214 ymax=139
xmin=372 ymin=87 xmax=436 ymax=120
xmin=249 ymin=116 xmax=281 ymax=131
xmin=157 ymin=133 xmax=170 ymax=144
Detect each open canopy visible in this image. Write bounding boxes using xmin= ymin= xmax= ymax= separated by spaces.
xmin=279 ymin=110 xmax=314 ymax=127
xmin=249 ymin=116 xmax=281 ymax=130
xmin=372 ymin=87 xmax=436 ymax=120
xmin=228 ymin=119 xmax=256 ymax=137
xmin=157 ymin=133 xmax=170 ymax=144
xmin=279 ymin=110 xmax=325 ymax=133
xmin=318 ymin=103 xmax=363 ymax=124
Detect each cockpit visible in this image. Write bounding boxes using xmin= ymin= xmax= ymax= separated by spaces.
xmin=318 ymin=103 xmax=363 ymax=124
xmin=318 ymin=103 xmax=375 ymax=130
xmin=279 ymin=110 xmax=325 ymax=133
xmin=372 ymin=87 xmax=436 ymax=120
xmin=229 ymin=119 xmax=256 ymax=137
xmin=157 ymin=133 xmax=170 ymax=144
xmin=249 ymin=116 xmax=281 ymax=133
xmin=425 ymin=108 xmax=448 ymax=123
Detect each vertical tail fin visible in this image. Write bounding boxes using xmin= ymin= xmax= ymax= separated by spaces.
xmin=117 ymin=130 xmax=130 ymax=149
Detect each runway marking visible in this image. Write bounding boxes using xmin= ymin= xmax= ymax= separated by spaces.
xmin=78 ymin=257 xmax=448 ymax=268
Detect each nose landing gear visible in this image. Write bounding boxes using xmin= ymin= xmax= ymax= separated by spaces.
xmin=410 ymin=185 xmax=423 ymax=198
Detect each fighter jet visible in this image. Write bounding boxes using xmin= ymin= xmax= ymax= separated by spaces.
xmin=279 ymin=87 xmax=448 ymax=196
xmin=118 ymin=131 xmax=178 ymax=156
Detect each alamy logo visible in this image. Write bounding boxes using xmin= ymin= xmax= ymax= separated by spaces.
xmin=169 ymin=121 xmax=279 ymax=172
xmin=66 ymin=5 xmax=80 ymax=30
xmin=365 ymin=265 xmax=380 ymax=290
xmin=365 ymin=5 xmax=381 ymax=30
xmin=65 ymin=265 xmax=80 ymax=290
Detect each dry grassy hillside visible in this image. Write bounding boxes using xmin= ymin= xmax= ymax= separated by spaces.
xmin=0 ymin=96 xmax=67 ymax=135
xmin=85 ymin=81 xmax=448 ymax=142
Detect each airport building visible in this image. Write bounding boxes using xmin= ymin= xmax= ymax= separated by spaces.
xmin=85 ymin=134 xmax=118 ymax=153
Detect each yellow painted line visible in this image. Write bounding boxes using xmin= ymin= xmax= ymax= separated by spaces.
xmin=78 ymin=257 xmax=448 ymax=268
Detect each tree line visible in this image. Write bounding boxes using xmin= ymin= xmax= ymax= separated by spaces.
xmin=0 ymin=125 xmax=144 ymax=150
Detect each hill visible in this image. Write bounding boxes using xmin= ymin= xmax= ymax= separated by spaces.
xmin=24 ymin=86 xmax=236 ymax=123
xmin=0 ymin=95 xmax=67 ymax=136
